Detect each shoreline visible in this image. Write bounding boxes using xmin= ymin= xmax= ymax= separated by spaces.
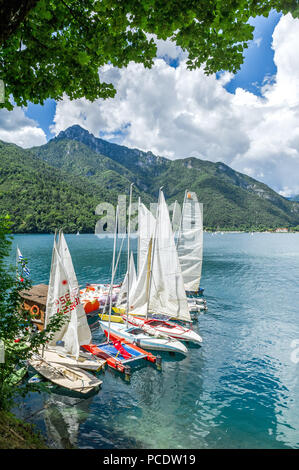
xmin=10 ymin=230 xmax=299 ymax=235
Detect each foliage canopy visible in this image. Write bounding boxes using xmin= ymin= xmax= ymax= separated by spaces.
xmin=0 ymin=0 xmax=298 ymax=110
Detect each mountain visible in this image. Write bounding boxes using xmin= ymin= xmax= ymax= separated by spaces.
xmin=30 ymin=136 xmax=152 ymax=204
xmin=0 ymin=140 xmax=118 ymax=233
xmin=289 ymin=195 xmax=299 ymax=202
xmin=151 ymin=157 xmax=299 ymax=229
xmin=55 ymin=125 xmax=169 ymax=193
xmin=1 ymin=125 xmax=299 ymax=232
xmin=34 ymin=125 xmax=299 ymax=230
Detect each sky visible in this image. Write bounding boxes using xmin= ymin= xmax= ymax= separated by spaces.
xmin=0 ymin=10 xmax=299 ymax=197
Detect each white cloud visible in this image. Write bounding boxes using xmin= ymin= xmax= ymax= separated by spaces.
xmin=51 ymin=13 xmax=299 ymax=196
xmin=0 ymin=107 xmax=46 ymax=147
xmin=254 ymin=37 xmax=262 ymax=47
xmin=148 ymin=34 xmax=189 ymax=64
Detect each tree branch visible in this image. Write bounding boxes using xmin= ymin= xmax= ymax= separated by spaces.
xmin=0 ymin=0 xmax=39 ymax=45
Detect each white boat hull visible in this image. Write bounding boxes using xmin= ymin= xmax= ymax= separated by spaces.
xmin=99 ymin=321 xmax=188 ymax=355
xmin=29 ymin=354 xmax=102 ymax=394
xmin=126 ymin=316 xmax=203 ymax=345
xmin=40 ymin=347 xmax=106 ymax=372
xmin=188 ymin=304 xmax=207 ymax=313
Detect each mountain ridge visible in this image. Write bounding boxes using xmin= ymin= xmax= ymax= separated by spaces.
xmin=53 ymin=125 xmax=295 ymax=209
xmin=48 ymin=125 xmax=299 ymax=229
xmin=0 ymin=125 xmax=299 ymax=232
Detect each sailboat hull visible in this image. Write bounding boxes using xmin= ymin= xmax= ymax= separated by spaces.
xmin=125 ymin=316 xmax=203 ymax=345
xmin=29 ymin=355 xmax=102 ymax=394
xmin=186 ymin=288 xmax=204 ymax=297
xmin=99 ymin=321 xmax=188 ymax=355
xmin=39 ymin=347 xmax=106 ymax=371
xmin=188 ymin=301 xmax=208 ymax=313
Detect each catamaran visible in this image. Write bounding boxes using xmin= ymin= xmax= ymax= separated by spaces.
xmin=28 ymin=231 xmax=104 ymax=393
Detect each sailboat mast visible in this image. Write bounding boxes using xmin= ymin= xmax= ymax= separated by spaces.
xmin=103 ymin=235 xmax=125 ymax=313
xmin=146 ymin=187 xmax=162 ymax=319
xmin=44 ymin=229 xmax=57 ymax=331
xmin=42 ymin=229 xmax=57 ymax=358
xmin=108 ymin=205 xmax=118 ymax=342
xmin=126 ymin=183 xmax=133 ymax=327
xmin=137 ymin=196 xmax=141 ymax=276
xmin=145 ymin=237 xmax=153 ymax=314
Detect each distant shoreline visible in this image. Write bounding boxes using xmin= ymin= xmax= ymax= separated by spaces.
xmin=11 ymin=230 xmax=299 ymax=235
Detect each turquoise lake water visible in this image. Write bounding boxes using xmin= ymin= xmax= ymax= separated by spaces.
xmin=9 ymin=233 xmax=299 ymax=449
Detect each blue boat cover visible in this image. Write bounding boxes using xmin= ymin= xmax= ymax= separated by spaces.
xmin=99 ymin=342 xmax=144 ymax=361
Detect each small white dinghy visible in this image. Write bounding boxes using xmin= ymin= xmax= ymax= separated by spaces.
xmin=39 ymin=347 xmax=106 ymax=372
xmin=99 ymin=320 xmax=188 ymax=355
xmin=30 ymin=354 xmax=102 ymax=395
xmin=125 ymin=315 xmax=203 ymax=345
xmin=188 ymin=298 xmax=208 ymax=313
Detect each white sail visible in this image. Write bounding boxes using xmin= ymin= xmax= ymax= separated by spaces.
xmin=57 ymin=231 xmax=78 ymax=289
xmin=171 ymin=200 xmax=181 ymax=235
xmin=117 ymin=252 xmax=137 ymax=306
xmin=130 ymin=192 xmax=190 ymax=322
xmin=57 ymin=232 xmax=92 ymax=348
xmin=137 ymin=201 xmax=156 ymax=276
xmin=129 ymin=252 xmax=137 ymax=290
xmin=127 ymin=238 xmax=152 ymax=317
xmin=45 ymin=233 xmax=91 ymax=358
xmin=177 ymin=191 xmax=203 ymax=292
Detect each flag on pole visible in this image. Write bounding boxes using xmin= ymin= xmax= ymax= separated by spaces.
xmin=17 ymin=247 xmax=30 ymax=278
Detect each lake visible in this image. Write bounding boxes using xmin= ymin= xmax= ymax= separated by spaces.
xmin=9 ymin=233 xmax=299 ymax=449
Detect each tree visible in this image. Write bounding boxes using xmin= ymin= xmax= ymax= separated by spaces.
xmin=0 ymin=215 xmax=66 ymax=410
xmin=0 ymin=0 xmax=298 ymax=110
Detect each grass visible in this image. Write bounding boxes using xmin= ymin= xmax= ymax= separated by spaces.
xmin=0 ymin=410 xmax=48 ymax=449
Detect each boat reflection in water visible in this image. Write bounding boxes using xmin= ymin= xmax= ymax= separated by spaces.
xmin=43 ymin=391 xmax=93 ymax=449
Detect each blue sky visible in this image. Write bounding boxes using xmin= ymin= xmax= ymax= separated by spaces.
xmin=24 ymin=11 xmax=282 ymax=142
xmin=224 ymin=10 xmax=281 ymax=95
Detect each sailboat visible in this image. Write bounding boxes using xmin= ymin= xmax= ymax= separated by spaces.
xmin=176 ymin=190 xmax=204 ymax=297
xmin=99 ymin=187 xmax=189 ymax=354
xmin=29 ymin=353 xmax=102 ymax=394
xmin=175 ymin=191 xmax=207 ymax=317
xmin=29 ymin=231 xmax=104 ymax=394
xmin=110 ymin=189 xmax=203 ymax=345
xmin=172 ymin=200 xmax=206 ymax=316
xmin=80 ymin=236 xmax=126 ymax=315
xmin=101 ymin=251 xmax=137 ymax=322
xmin=112 ymin=198 xmax=155 ymax=318
xmin=116 ymin=252 xmax=137 ymax=308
